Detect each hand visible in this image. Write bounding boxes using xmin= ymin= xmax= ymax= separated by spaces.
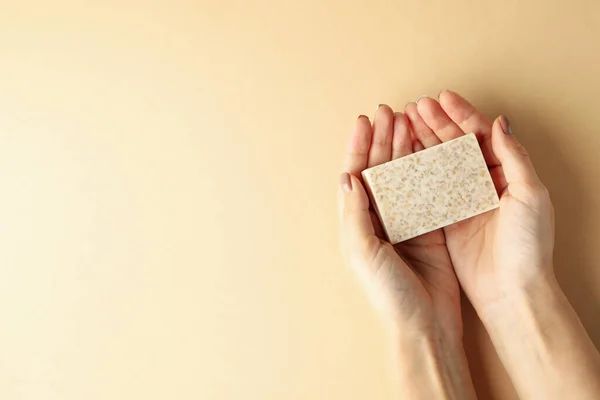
xmin=410 ymin=91 xmax=555 ymax=317
xmin=413 ymin=91 xmax=600 ymax=400
xmin=338 ymin=103 xmax=477 ymax=399
xmin=338 ymin=105 xmax=462 ymax=339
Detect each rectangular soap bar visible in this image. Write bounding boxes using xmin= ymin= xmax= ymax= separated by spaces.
xmin=361 ymin=133 xmax=500 ymax=244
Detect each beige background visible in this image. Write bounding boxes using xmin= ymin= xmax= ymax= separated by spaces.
xmin=1 ymin=1 xmax=599 ymax=399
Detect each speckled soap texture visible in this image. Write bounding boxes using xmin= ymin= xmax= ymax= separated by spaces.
xmin=361 ymin=133 xmax=500 ymax=244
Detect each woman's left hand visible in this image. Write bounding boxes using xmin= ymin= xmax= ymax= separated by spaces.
xmin=338 ymin=102 xmax=478 ymax=399
xmin=338 ymin=104 xmax=461 ymax=340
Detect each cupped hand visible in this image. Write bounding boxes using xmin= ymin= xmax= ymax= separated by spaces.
xmin=338 ymin=105 xmax=462 ymax=339
xmin=412 ymin=91 xmax=555 ymax=318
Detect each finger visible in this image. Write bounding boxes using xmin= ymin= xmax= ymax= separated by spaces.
xmin=344 ymin=115 xmax=372 ymax=176
xmin=491 ymin=116 xmax=541 ymax=189
xmin=370 ymin=212 xmax=387 ymax=239
xmin=489 ymin=165 xmax=508 ymax=196
xmin=438 ymin=90 xmax=491 ymax=137
xmin=413 ymin=140 xmax=425 ymax=152
xmin=368 ymin=104 xmax=394 ymax=167
xmin=405 ymin=101 xmax=441 ymax=148
xmin=416 ymin=97 xmax=465 ymax=142
xmin=340 ymin=173 xmax=378 ymax=257
xmin=392 ymin=112 xmax=413 ymax=159
xmin=438 ymin=90 xmax=500 ymax=166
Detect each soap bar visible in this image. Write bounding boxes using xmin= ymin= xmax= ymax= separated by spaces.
xmin=361 ymin=133 xmax=500 ymax=244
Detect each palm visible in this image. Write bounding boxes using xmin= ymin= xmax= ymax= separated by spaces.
xmin=342 ymin=104 xmax=462 ymax=334
xmin=446 ymin=187 xmax=554 ymax=308
xmin=444 ymin=211 xmax=497 ymax=301
xmin=373 ymin=208 xmax=459 ymax=312
xmin=401 ymin=91 xmax=554 ymax=309
xmin=394 ymin=230 xmax=461 ymax=333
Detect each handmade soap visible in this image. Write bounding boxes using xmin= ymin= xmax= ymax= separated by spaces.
xmin=361 ymin=133 xmax=500 ymax=244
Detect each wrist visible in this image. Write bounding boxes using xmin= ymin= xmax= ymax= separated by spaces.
xmin=476 ymin=267 xmax=561 ymax=328
xmin=396 ymin=326 xmax=464 ymax=361
xmin=394 ymin=327 xmax=476 ymax=400
xmin=474 ymin=269 xmax=600 ymax=400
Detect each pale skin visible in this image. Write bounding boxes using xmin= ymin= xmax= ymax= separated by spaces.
xmin=338 ymin=90 xmax=600 ymax=399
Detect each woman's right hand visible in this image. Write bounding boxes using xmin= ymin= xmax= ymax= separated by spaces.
xmin=414 ymin=91 xmax=600 ymax=400
xmin=412 ymin=91 xmax=556 ymax=318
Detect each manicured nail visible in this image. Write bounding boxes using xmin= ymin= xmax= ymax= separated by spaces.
xmin=499 ymin=115 xmax=512 ymax=135
xmin=340 ymin=173 xmax=352 ymax=194
xmin=416 ymin=95 xmax=430 ymax=103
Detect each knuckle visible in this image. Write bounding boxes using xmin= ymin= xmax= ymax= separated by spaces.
xmin=363 ymin=235 xmax=384 ymax=260
xmin=342 ymin=206 xmax=358 ymax=221
xmin=513 ymin=141 xmax=530 ymax=158
xmin=373 ymin=136 xmax=391 ymax=146
xmin=533 ymin=184 xmax=550 ymax=200
xmin=523 ymin=183 xmax=552 ymax=209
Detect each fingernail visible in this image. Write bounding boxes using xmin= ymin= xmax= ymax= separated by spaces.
xmin=416 ymin=95 xmax=430 ymax=103
xmin=499 ymin=115 xmax=512 ymax=135
xmin=404 ymin=101 xmax=416 ymax=108
xmin=340 ymin=173 xmax=352 ymax=194
xmin=357 ymin=114 xmax=368 ymax=120
xmin=437 ymin=89 xmax=448 ymax=99
xmin=377 ymin=104 xmax=387 ymax=111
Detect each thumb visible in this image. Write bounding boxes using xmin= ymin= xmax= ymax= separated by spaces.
xmin=491 ymin=115 xmax=541 ymax=187
xmin=339 ymin=173 xmax=378 ymax=258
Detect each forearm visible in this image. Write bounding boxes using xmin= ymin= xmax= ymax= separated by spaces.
xmin=479 ymin=274 xmax=600 ymax=400
xmin=395 ymin=329 xmax=477 ymax=400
